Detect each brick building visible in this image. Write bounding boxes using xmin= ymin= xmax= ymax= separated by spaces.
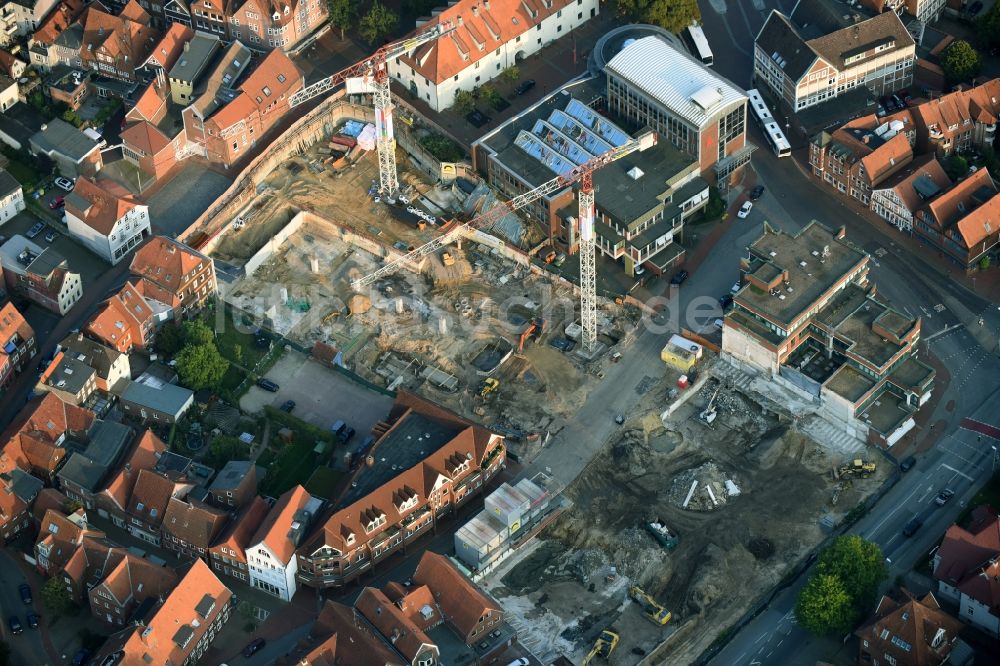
xmin=912 ymin=167 xmax=1000 ymax=270
xmin=207 ymin=495 xmax=268 ymax=584
xmin=0 ymin=300 xmax=36 ymax=390
xmin=870 ymin=155 xmax=951 ymax=232
xmin=913 ymin=78 xmax=1000 ymax=158
xmin=933 ymin=506 xmax=1000 ymax=637
xmin=78 ymin=0 xmax=160 ymax=83
xmin=85 ymin=281 xmax=155 ymax=353
xmin=129 ymin=235 xmax=217 ymax=318
xmin=161 ymin=494 xmax=229 ymax=560
xmin=855 ymin=590 xmax=964 ymax=666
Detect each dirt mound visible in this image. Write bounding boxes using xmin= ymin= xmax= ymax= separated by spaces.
xmin=667 ymin=461 xmax=737 ymax=511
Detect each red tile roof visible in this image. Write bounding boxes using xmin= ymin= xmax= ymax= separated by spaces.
xmin=31 ymin=487 xmax=70 ymax=523
xmin=85 ymin=281 xmax=153 ymax=351
xmin=144 ymin=22 xmax=194 ymax=70
xmin=876 ymin=155 xmax=951 ymax=213
xmin=397 ymin=0 xmax=577 ymax=85
xmin=855 ymin=590 xmax=964 ymax=666
xmin=67 ymin=177 xmax=142 ymax=236
xmin=126 ymin=469 xmax=192 ymax=528
xmin=412 ymin=550 xmax=501 ymax=638
xmin=127 ymin=81 xmax=168 ymax=124
xmin=210 ymin=495 xmax=269 ymax=564
xmin=238 ymin=48 xmax=301 ymax=111
xmin=100 ymin=430 xmax=167 ymax=511
xmin=280 ymin=601 xmax=405 ymax=666
xmin=859 ymin=132 xmax=913 ymax=187
xmin=129 ymin=235 xmax=209 ymax=296
xmin=80 ymin=1 xmax=158 ymax=75
xmin=161 ymin=496 xmax=228 ymax=550
xmin=249 ymin=485 xmax=312 ymax=564
xmin=121 ymin=120 xmax=172 ymax=157
xmin=33 ymin=0 xmax=86 ymax=45
xmin=355 ymin=587 xmax=438 ymax=662
xmin=93 ymin=551 xmax=178 ymax=607
xmin=2 ymin=392 xmax=95 ymax=475
xmin=922 ymin=168 xmax=998 ymax=241
xmin=915 ymin=78 xmax=1000 ymax=140
xmin=934 ymin=507 xmax=1000 ymax=587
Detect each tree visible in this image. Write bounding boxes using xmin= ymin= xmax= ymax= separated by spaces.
xmin=328 ymin=0 xmax=357 ymax=40
xmin=941 ymin=40 xmax=982 ymax=86
xmin=359 ymin=1 xmax=398 ymax=45
xmin=795 ymin=573 xmax=857 ymax=635
xmin=42 ymin=577 xmax=73 ymax=616
xmin=500 ymin=66 xmax=520 ymax=84
xmin=480 ymin=84 xmax=502 ymax=108
xmin=233 ymin=344 xmax=244 ymax=366
xmin=815 ymin=535 xmax=888 ymax=611
xmin=182 ymin=319 xmax=215 ymax=347
xmin=452 ymin=89 xmax=476 ymax=115
xmin=944 ymin=153 xmax=969 ymax=181
xmin=175 ymin=343 xmax=229 ymax=390
xmin=615 ymin=0 xmax=701 ymax=34
xmin=980 ymin=255 xmax=991 ymax=270
xmin=156 ymin=322 xmax=185 ymax=356
xmin=206 ymin=435 xmax=245 ymax=468
xmin=977 ymin=4 xmax=1000 ymax=48
xmin=61 ymin=499 xmax=84 ymax=515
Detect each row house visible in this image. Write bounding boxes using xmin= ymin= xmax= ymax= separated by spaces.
xmin=65 ymin=176 xmax=151 ymax=266
xmin=0 ymin=449 xmax=43 ymax=544
xmin=0 ymin=301 xmax=36 ymax=390
xmin=126 ymin=78 xmax=169 ymax=125
xmin=161 ymin=494 xmax=229 ymax=560
xmin=207 ymin=459 xmax=256 ymax=509
xmin=912 ymin=166 xmax=1000 ymax=270
xmin=120 ymin=119 xmax=182 ymax=179
xmin=85 ymin=281 xmax=155 ymax=354
xmin=138 ymin=22 xmax=193 ymax=86
xmin=754 ymin=8 xmax=915 ymax=113
xmin=95 ymin=429 xmax=168 ymax=523
xmin=0 ymin=235 xmax=83 ymax=315
xmin=861 ymin=0 xmax=948 ymax=24
xmin=28 ymin=0 xmax=87 ymax=70
xmin=87 ymin=550 xmax=179 ymax=626
xmin=1 ymin=391 xmax=95 ymax=482
xmin=0 ymin=0 xmax=59 ymax=47
xmin=208 ymin=494 xmax=268 ymax=584
xmin=412 ymin=551 xmax=506 ymax=647
xmin=229 ymin=0 xmax=328 ymax=51
xmin=870 ymin=155 xmax=951 ymax=232
xmin=914 ymin=78 xmax=1000 ymax=158
xmin=855 ymin=590 xmax=964 ymax=666
xmin=56 ymin=333 xmax=131 ymax=393
xmin=56 ymin=420 xmax=135 ymax=509
xmin=296 ymin=392 xmax=506 ymax=590
xmin=246 ymin=484 xmax=320 ymax=601
xmin=355 ymin=586 xmax=441 ymax=666
xmin=120 ymin=468 xmax=194 ymax=545
xmin=129 ymin=235 xmax=218 ymax=319
xmin=39 ymin=351 xmax=100 ymax=406
xmin=934 ymin=505 xmax=1000 ymax=637
xmin=34 ymin=507 xmax=105 ymax=576
xmin=92 ymin=559 xmax=233 ymax=666
xmin=182 ymin=46 xmax=302 ymax=168
xmin=809 ymin=114 xmax=916 ymax=205
xmin=275 ymin=601 xmax=407 ymax=666
xmin=0 ymin=167 xmax=24 ymax=222
xmin=79 ymin=0 xmax=161 ymax=83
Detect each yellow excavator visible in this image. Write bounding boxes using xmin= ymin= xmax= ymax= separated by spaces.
xmin=833 ymin=459 xmax=876 ymax=480
xmin=581 ymin=630 xmax=619 ymax=665
xmin=629 ymin=585 xmax=672 ymax=626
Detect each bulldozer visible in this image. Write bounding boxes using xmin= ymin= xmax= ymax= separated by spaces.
xmin=477 ymin=378 xmax=500 ymax=398
xmin=629 ymin=585 xmax=672 ymax=626
xmin=581 ymin=630 xmax=620 ymax=665
xmin=833 ymin=459 xmax=876 ymax=480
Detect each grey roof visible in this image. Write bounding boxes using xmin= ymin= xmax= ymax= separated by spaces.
xmin=45 ymin=356 xmax=95 ymax=395
xmin=807 ymin=11 xmax=914 ymax=71
xmin=755 ymin=11 xmax=815 ymax=82
xmin=57 ymin=420 xmax=133 ymax=492
xmin=209 ymin=460 xmax=253 ymax=491
xmin=167 ymin=32 xmax=220 ymax=84
xmin=121 ymin=380 xmax=194 ymax=417
xmin=7 ymin=468 xmax=43 ymax=503
xmin=30 ymin=118 xmax=99 ymax=162
xmin=59 ymin=334 xmax=126 ymax=383
xmin=789 ymin=0 xmax=856 ymax=38
xmin=0 ymin=102 xmax=45 ymax=148
xmin=0 ymin=74 xmax=14 ymax=92
xmin=606 ymin=36 xmax=747 ymax=130
xmin=591 ymin=142 xmax=697 ymax=228
xmin=53 ymin=24 xmax=84 ymax=51
xmin=0 ymin=168 xmax=21 ymax=199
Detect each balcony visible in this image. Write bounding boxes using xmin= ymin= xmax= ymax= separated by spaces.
xmin=454 ymin=471 xmax=481 ymax=494
xmin=481 ymin=445 xmax=504 ymax=470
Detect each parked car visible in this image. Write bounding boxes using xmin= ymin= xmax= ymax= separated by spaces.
xmin=330 ymin=419 xmax=346 ymax=437
xmin=633 ymin=263 xmax=645 ymax=276
xmin=243 ymin=637 xmax=266 ymax=657
xmin=749 ymin=185 xmax=765 ymax=201
xmin=899 ymin=456 xmax=916 ymax=472
xmin=737 ymin=201 xmax=753 ymax=218
xmin=256 ymin=378 xmax=279 ymax=392
xmin=71 ymin=649 xmax=91 ymax=666
xmin=8 ymin=616 xmax=22 ymax=635
xmin=935 ymin=489 xmax=955 ymax=506
xmin=669 ymin=270 xmax=689 ymax=285
xmin=969 ymin=0 xmax=983 ymax=15
xmin=719 ymin=294 xmax=734 ymax=309
xmin=26 ymin=612 xmax=38 ymax=629
xmin=514 ymin=79 xmax=536 ymax=96
xmin=19 ymin=583 xmax=31 ymax=605
xmin=44 ymin=228 xmax=57 ymax=243
xmin=54 ymin=177 xmax=74 ymax=191
xmin=26 ymin=222 xmax=45 ymax=239
xmin=730 ymin=282 xmax=742 ymax=295
xmin=48 ymin=196 xmax=64 ymax=210
xmin=902 ymin=516 xmax=923 ymax=537
xmin=279 ymin=400 xmax=295 ymax=413
xmin=338 ymin=426 xmax=356 ymax=444
xmin=505 ymin=659 xmax=530 ymax=666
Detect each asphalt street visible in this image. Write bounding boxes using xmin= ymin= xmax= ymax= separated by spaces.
xmin=0 ymin=552 xmax=50 ymax=666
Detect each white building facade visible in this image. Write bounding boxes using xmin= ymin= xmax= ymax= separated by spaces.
xmin=391 ymin=0 xmax=599 ymax=112
xmin=246 ymin=542 xmax=298 ymax=601
xmin=0 ymin=168 xmax=25 ymax=223
xmin=66 ymin=204 xmax=150 ymax=265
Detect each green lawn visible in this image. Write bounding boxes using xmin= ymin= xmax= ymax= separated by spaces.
xmin=304 ymin=467 xmax=346 ymax=501
xmin=213 ymin=309 xmax=269 ymax=368
xmin=4 ymin=158 xmax=41 ymax=189
xmin=220 ymin=364 xmax=247 ymax=392
xmin=259 ymin=406 xmax=341 ymax=496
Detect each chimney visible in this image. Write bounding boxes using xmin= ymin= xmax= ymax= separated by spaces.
xmin=472 ymin=5 xmax=478 ymax=16
xmin=184 ymin=41 xmax=190 ymax=52
xmin=457 ymin=15 xmax=463 ymax=26
xmin=484 ymin=0 xmax=490 ymax=8
xmin=836 ymin=226 xmax=846 ymax=239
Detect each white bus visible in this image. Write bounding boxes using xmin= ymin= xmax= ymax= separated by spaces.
xmin=747 ymin=88 xmax=791 ymax=158
xmin=685 ymin=24 xmax=714 ymax=66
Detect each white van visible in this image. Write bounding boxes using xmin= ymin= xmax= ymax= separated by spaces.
xmin=83 ymin=127 xmax=107 ymax=148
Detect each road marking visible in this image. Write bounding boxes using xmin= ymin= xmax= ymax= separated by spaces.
xmin=917 ymin=486 xmax=932 ymax=503
xmin=777 ymin=639 xmax=784 ymax=648
xmin=867 ymin=483 xmax=923 ymax=536
xmin=941 ymin=463 xmax=974 ymax=481
xmin=925 ymin=323 xmax=963 ymax=341
xmin=755 ymin=633 xmax=766 ymax=644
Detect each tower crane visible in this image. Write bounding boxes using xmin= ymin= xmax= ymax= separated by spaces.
xmin=351 ymin=128 xmax=657 ymax=338
xmin=288 ymin=21 xmax=457 ymax=199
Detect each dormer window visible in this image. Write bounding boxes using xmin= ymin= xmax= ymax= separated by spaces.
xmin=272 ymin=11 xmax=280 ymax=20
xmin=345 ymin=533 xmax=355 ymax=545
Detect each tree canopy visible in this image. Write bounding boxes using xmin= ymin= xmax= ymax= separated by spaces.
xmin=615 ymin=0 xmax=701 ymax=34
xmin=795 ymin=573 xmax=857 ymax=635
xmin=359 ymin=1 xmax=398 ymax=45
xmin=182 ymin=319 xmax=216 ymax=347
xmin=941 ymin=40 xmax=982 ymax=86
xmin=327 ymin=0 xmax=357 ymax=40
xmin=977 ymin=4 xmax=1000 ymax=48
xmin=815 ymin=535 xmax=888 ymax=611
xmin=42 ymin=577 xmax=74 ymax=616
xmin=205 ymin=435 xmax=246 ymax=469
xmin=175 ymin=343 xmax=229 ymax=390
xmin=944 ymin=154 xmax=969 ymax=181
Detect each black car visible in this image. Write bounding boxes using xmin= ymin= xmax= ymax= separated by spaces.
xmin=749 ymin=185 xmax=765 ymax=201
xmin=256 ymin=378 xmax=279 ymax=392
xmin=243 ymin=637 xmax=266 ymax=657
xmin=669 ymin=270 xmax=689 ymax=285
xmin=71 ymin=649 xmax=91 ymax=666
xmin=902 ymin=516 xmax=923 ymax=537
xmin=969 ymin=1 xmax=983 ymax=15
xmin=465 ymin=110 xmax=491 ymax=128
xmin=26 ymin=612 xmax=38 ymax=629
xmin=279 ymin=400 xmax=296 ymax=413
xmin=719 ymin=294 xmax=734 ymax=309
xmin=338 ymin=426 xmax=356 ymax=444
xmin=7 ymin=616 xmax=22 ymax=635
xmin=18 ymin=583 xmax=31 ymax=605
xmin=935 ymin=489 xmax=955 ymax=506
xmin=514 ymin=79 xmax=536 ymax=96
xmin=899 ymin=456 xmax=916 ymax=472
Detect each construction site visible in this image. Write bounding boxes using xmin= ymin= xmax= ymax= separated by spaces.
xmin=481 ymin=359 xmax=890 ymax=665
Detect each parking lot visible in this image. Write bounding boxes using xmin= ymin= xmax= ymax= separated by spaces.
xmin=240 ymin=350 xmax=395 ymax=437
xmin=145 ymin=164 xmax=233 ymax=237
